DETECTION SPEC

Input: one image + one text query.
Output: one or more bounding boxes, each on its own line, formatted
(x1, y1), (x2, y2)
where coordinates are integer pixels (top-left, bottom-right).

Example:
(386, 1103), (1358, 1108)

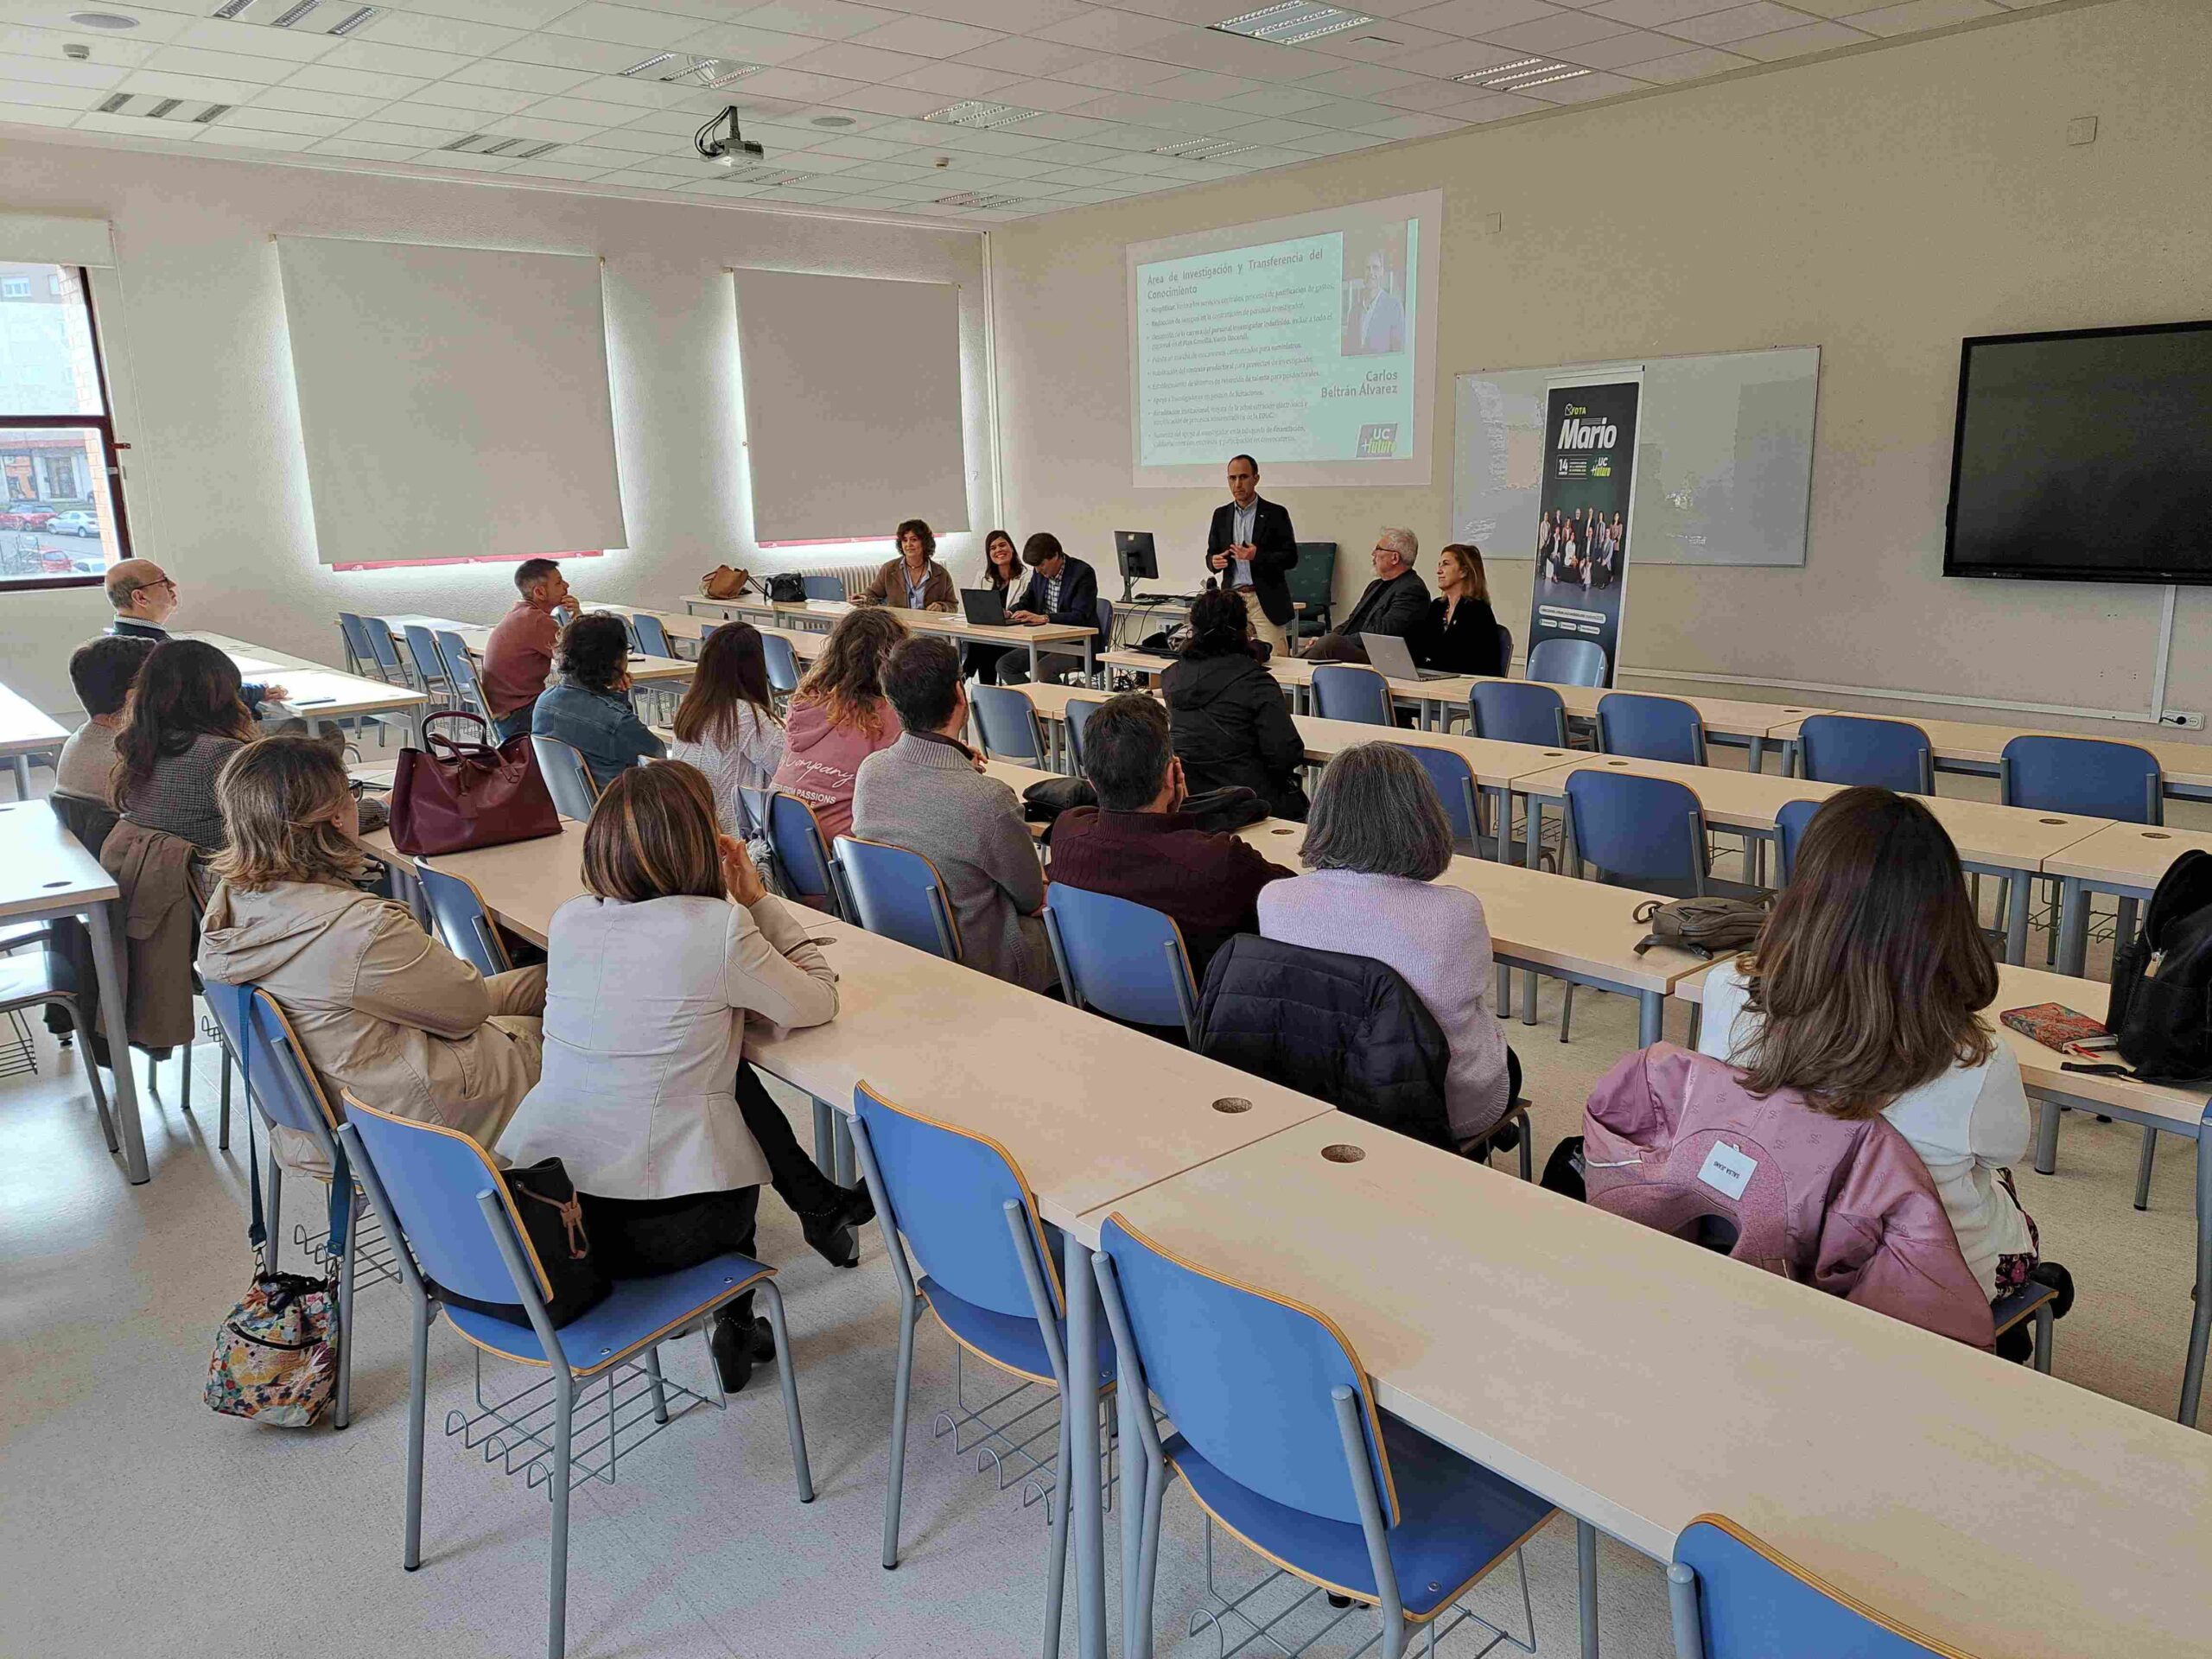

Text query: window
(0, 262), (131, 591)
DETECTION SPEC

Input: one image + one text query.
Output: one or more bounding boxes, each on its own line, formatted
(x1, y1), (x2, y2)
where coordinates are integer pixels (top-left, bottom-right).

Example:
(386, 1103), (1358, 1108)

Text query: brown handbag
(702, 564), (753, 601)
(387, 711), (563, 856)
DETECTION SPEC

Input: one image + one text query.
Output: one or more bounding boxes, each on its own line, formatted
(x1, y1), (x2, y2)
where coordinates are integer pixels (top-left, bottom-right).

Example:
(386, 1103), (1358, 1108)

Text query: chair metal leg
(334, 1189), (358, 1430)
(267, 1156), (283, 1269)
(1519, 1127), (1533, 1183)
(180, 1035), (192, 1114)
(881, 1293), (918, 1567)
(546, 1369), (575, 1659)
(759, 1281), (814, 1502)
(2137, 1128), (2159, 1211)
(64, 999), (118, 1151)
(1560, 982), (1574, 1044)
(834, 1116), (855, 1187)
(404, 1289), (429, 1570)
(217, 1044), (231, 1150)
(1042, 1408), (1072, 1659)
(642, 1344), (671, 1426)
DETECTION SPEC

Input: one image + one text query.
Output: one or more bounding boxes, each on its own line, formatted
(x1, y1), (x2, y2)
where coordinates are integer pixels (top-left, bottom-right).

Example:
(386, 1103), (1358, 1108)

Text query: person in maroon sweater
(1047, 693), (1293, 981)
(482, 557), (573, 741)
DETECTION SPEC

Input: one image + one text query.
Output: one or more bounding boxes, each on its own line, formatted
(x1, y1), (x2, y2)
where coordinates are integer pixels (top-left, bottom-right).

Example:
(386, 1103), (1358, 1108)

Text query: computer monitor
(1114, 531), (1158, 601)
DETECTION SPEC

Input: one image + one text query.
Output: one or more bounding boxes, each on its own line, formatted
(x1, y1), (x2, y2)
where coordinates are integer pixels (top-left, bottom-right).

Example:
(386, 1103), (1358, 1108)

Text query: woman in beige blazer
(194, 736), (546, 1172)
(853, 518), (957, 612)
(499, 760), (860, 1394)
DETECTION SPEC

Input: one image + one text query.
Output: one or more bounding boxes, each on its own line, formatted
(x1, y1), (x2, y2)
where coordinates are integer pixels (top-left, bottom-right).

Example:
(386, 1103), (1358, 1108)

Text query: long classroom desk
(1766, 710), (2212, 803)
(1093, 1110), (2212, 1659)
(1677, 956), (2212, 1428)
(0, 680), (67, 798)
(372, 613), (695, 689)
(186, 630), (429, 741)
(688, 594), (1099, 682)
(1514, 753), (2111, 965)
(2040, 819), (2212, 976)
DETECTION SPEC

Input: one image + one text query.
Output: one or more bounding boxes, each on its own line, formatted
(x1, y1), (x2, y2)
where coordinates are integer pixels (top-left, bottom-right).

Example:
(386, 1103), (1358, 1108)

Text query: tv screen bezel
(1942, 315), (2212, 587)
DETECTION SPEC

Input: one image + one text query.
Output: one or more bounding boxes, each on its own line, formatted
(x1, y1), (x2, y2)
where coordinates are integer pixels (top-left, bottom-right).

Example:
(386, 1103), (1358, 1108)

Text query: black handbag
(766, 574), (807, 603)
(433, 1157), (611, 1329)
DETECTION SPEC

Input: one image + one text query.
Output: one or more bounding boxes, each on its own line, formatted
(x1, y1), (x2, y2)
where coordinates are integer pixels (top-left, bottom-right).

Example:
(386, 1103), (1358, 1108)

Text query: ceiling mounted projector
(694, 106), (764, 169)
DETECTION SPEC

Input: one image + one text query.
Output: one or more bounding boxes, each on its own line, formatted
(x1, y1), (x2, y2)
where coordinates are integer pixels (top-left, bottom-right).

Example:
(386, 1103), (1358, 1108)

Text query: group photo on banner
(1528, 378), (1639, 686)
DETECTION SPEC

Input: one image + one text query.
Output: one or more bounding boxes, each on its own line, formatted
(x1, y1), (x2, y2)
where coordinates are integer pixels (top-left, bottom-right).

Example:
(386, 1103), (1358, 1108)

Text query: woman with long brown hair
(113, 638), (260, 850)
(768, 605), (906, 842)
(666, 620), (785, 845)
(500, 760), (865, 1393)
(1695, 786), (2067, 1333)
(964, 528), (1024, 683)
(1411, 542), (1505, 676)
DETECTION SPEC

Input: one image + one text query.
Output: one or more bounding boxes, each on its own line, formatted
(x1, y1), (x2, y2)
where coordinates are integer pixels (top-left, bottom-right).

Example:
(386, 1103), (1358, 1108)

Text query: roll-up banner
(1528, 375), (1640, 687)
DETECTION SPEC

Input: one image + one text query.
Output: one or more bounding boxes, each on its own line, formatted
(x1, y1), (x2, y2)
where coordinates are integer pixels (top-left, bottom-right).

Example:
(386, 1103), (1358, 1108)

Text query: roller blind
(732, 269), (966, 542)
(276, 237), (626, 567)
(0, 214), (115, 269)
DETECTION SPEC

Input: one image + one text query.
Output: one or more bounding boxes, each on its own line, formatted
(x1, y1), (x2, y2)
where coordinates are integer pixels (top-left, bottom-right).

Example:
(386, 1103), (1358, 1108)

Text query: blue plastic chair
(765, 792), (843, 916)
(201, 981), (364, 1427)
(970, 682), (1048, 764)
(1094, 596), (1115, 664)
(413, 858), (512, 976)
(615, 612), (644, 653)
(1797, 715), (1934, 794)
(401, 624), (451, 697)
(630, 611), (674, 659)
(1496, 623), (1514, 671)
(759, 630), (801, 696)
(338, 1096), (812, 1659)
(833, 836), (961, 962)
(1405, 744), (1484, 855)
(337, 611), (379, 677)
(1774, 798), (1824, 886)
(1091, 1212), (1551, 1659)
(1063, 696), (1104, 776)
(435, 631), (489, 721)
(531, 734), (599, 821)
(1468, 682), (1570, 747)
(1043, 884), (1200, 1045)
(1669, 1514), (1957, 1658)
(1313, 664), (1395, 727)
(1526, 637), (1607, 688)
(849, 1083), (1115, 1654)
(363, 617), (408, 685)
(801, 574), (845, 601)
(1599, 691), (1707, 766)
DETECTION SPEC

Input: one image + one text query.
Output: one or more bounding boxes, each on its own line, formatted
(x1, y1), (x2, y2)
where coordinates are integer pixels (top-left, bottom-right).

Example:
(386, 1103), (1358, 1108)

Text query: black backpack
(2104, 849), (2212, 1084)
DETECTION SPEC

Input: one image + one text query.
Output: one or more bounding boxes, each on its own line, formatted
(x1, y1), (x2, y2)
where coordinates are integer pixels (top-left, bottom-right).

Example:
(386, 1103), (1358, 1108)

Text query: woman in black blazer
(1412, 543), (1506, 676)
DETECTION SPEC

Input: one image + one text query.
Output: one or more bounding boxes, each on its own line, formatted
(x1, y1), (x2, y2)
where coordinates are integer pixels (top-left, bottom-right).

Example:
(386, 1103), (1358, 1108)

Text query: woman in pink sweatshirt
(768, 606), (906, 843)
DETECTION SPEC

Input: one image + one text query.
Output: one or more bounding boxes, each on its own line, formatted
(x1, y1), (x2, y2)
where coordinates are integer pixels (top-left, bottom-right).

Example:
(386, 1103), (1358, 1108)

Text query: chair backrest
(1564, 768), (1708, 887)
(834, 836), (961, 961)
(2000, 734), (2162, 825)
(1527, 636), (1608, 688)
(969, 683), (1046, 763)
(336, 612), (378, 677)
(435, 631), (486, 716)
(1063, 696), (1104, 775)
(1043, 884), (1198, 1039)
(1098, 1212), (1394, 1528)
(200, 979), (337, 1141)
(414, 858), (512, 976)
(631, 611), (673, 658)
(758, 630), (801, 696)
(342, 1091), (553, 1309)
(1674, 1515), (1955, 1658)
(1404, 744), (1480, 850)
(531, 734), (599, 821)
(766, 791), (838, 905)
(615, 613), (644, 653)
(1094, 595), (1114, 645)
(1598, 691), (1707, 766)
(365, 618), (408, 682)
(1285, 542), (1336, 613)
(1496, 623), (1514, 672)
(1469, 680), (1568, 748)
(1797, 715), (1934, 794)
(48, 790), (118, 859)
(801, 574), (846, 602)
(1311, 663), (1395, 727)
(401, 624), (450, 690)
(855, 1083), (1056, 1319)
(1775, 798), (1824, 885)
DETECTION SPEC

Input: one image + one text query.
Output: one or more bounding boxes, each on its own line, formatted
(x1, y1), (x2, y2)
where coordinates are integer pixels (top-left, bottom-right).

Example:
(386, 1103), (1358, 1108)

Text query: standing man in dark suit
(1205, 454), (1298, 657)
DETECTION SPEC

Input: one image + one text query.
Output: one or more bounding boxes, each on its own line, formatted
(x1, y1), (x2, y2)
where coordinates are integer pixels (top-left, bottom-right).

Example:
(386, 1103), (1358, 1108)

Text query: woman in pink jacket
(768, 606), (906, 844)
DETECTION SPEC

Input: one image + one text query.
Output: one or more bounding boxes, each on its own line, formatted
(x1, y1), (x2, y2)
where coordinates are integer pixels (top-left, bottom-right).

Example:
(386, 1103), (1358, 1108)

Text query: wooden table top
(577, 600), (713, 640)
(0, 796), (116, 918)
(2038, 821), (2212, 892)
(1516, 753), (2111, 872)
(691, 594), (1096, 651)
(1291, 715), (1580, 786)
(0, 682), (67, 758)
(186, 632), (428, 721)
(1090, 1113), (2212, 1658)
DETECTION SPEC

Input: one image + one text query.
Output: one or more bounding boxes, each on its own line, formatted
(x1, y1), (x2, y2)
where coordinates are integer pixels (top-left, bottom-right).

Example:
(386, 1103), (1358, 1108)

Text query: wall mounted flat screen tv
(1944, 319), (2212, 585)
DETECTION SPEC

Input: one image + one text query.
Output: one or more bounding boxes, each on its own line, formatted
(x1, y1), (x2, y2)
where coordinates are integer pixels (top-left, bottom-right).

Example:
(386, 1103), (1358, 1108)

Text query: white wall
(0, 137), (988, 713)
(988, 0), (2212, 738)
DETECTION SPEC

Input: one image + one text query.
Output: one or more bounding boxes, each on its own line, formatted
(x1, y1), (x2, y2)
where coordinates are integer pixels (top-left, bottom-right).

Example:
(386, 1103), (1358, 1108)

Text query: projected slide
(1127, 191), (1442, 488)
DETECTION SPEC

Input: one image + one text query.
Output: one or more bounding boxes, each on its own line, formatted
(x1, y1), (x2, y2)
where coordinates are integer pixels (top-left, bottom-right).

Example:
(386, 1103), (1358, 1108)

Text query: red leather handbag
(387, 711), (563, 856)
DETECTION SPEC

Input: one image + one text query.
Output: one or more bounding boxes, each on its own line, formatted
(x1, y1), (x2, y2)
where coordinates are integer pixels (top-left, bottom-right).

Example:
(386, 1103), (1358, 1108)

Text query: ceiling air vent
(208, 0), (378, 35)
(620, 52), (764, 89)
(921, 100), (1037, 130)
(1211, 4), (1373, 45)
(439, 134), (559, 158)
(95, 92), (230, 121)
(933, 192), (1027, 210)
(1453, 57), (1589, 91)
(1153, 138), (1257, 162)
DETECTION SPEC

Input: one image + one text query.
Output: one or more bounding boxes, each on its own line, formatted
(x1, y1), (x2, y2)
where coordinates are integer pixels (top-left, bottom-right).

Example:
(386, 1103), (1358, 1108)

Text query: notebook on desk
(960, 588), (1007, 626)
(1360, 632), (1456, 682)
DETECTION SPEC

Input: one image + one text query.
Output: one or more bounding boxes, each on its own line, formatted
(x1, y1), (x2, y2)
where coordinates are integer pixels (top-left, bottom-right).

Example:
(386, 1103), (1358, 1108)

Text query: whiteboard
(1454, 346), (1818, 566)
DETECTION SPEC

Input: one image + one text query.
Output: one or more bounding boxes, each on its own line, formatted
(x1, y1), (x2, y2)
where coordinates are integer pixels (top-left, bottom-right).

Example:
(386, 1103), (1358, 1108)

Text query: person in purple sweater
(1259, 742), (1516, 1142)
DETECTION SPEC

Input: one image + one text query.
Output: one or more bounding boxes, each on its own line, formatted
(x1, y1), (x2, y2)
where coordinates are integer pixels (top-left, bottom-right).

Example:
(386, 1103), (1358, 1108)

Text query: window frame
(0, 263), (135, 594)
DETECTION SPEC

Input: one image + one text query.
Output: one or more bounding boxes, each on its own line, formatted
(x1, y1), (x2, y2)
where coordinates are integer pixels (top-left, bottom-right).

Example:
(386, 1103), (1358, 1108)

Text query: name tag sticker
(1697, 1141), (1757, 1201)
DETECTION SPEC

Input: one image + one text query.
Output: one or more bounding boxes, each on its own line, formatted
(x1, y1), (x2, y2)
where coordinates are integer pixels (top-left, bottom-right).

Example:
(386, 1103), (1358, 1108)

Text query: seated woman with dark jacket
(1161, 587), (1308, 822)
(531, 611), (664, 789)
(113, 638), (260, 852)
(1410, 543), (1506, 677)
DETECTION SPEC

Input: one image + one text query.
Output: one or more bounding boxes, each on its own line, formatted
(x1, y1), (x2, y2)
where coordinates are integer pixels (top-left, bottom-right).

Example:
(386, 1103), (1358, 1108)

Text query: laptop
(960, 587), (1008, 627)
(1360, 632), (1457, 682)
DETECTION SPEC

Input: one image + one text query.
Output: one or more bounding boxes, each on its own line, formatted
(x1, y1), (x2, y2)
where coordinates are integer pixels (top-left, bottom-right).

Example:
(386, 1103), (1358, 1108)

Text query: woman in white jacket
(501, 760), (862, 1393)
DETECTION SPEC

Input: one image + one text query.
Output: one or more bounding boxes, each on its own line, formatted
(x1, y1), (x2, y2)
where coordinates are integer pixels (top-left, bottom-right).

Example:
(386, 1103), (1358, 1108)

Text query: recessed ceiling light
(268, 0), (318, 27)
(619, 52), (762, 88)
(68, 10), (139, 27)
(1212, 3), (1373, 46)
(1454, 57), (1588, 90)
(921, 100), (1037, 130)
(1152, 138), (1258, 162)
(810, 115), (855, 128)
(1513, 68), (1591, 89)
(934, 191), (1026, 209)
(92, 90), (226, 120)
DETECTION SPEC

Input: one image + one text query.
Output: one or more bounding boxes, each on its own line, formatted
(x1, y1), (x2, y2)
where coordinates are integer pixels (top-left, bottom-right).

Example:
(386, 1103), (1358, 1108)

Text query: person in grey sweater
(851, 635), (1055, 994)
